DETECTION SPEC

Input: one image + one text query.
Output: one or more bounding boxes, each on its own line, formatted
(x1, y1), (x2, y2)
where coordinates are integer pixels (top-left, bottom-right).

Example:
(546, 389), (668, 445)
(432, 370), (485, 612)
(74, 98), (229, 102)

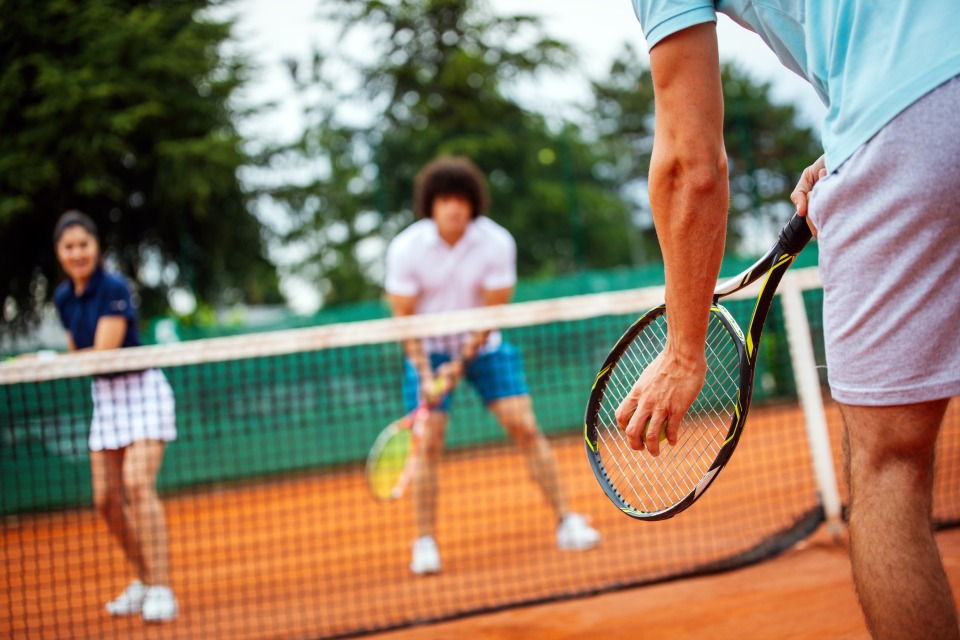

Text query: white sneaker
(557, 513), (601, 550)
(141, 585), (179, 622)
(410, 536), (442, 575)
(105, 580), (147, 616)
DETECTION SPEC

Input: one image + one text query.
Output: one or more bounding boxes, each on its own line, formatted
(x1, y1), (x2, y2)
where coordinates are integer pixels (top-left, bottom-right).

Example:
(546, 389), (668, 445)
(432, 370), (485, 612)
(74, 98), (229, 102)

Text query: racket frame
(366, 403), (430, 501)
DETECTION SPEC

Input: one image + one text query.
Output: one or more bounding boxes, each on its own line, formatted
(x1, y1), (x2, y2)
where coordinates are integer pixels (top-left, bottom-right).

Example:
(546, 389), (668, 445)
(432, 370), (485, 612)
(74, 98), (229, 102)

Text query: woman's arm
(92, 316), (127, 351)
(65, 316), (126, 354)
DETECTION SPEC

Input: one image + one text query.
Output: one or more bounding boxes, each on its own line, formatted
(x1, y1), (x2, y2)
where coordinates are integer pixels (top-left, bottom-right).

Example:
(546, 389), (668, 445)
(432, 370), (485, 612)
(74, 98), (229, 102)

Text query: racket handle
(778, 214), (813, 256)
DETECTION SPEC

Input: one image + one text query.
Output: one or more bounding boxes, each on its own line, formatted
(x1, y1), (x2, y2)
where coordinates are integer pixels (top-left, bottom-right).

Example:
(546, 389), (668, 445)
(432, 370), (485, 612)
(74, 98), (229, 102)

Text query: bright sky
(225, 0), (826, 143)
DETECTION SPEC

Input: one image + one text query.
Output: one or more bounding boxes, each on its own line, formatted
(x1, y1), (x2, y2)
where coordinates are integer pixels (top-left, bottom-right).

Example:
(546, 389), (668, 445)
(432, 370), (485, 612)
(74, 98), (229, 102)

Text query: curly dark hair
(413, 156), (490, 219)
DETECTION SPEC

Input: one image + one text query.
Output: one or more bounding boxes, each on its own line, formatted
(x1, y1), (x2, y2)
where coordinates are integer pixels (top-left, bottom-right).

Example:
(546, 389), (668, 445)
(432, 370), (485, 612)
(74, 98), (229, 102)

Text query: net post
(780, 279), (844, 536)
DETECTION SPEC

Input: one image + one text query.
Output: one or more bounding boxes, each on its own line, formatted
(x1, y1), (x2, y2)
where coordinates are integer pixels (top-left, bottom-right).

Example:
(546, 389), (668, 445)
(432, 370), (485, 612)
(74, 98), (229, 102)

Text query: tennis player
(385, 156), (601, 575)
(616, 4), (960, 639)
(52, 210), (179, 622)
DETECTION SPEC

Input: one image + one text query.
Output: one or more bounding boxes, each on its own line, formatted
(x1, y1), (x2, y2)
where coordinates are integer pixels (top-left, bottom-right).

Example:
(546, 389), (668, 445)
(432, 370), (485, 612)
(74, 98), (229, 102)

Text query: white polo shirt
(384, 216), (517, 356)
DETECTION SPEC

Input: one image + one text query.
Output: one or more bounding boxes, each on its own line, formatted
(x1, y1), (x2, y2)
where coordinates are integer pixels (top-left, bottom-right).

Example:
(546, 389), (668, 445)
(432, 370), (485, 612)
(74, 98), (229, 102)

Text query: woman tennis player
(52, 210), (178, 622)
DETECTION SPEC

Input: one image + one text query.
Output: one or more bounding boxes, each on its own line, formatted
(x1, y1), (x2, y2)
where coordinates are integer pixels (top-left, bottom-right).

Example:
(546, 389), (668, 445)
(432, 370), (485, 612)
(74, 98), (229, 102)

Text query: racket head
(366, 378), (447, 502)
(365, 416), (415, 501)
(584, 303), (752, 520)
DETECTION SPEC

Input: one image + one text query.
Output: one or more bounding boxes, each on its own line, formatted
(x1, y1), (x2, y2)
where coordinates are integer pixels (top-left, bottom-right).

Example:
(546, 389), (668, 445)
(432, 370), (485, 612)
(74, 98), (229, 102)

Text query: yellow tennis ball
(641, 419), (668, 443)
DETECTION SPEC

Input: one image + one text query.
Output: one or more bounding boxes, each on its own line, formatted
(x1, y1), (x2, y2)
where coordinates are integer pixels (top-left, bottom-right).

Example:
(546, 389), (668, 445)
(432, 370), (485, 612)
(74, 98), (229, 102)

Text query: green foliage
(271, 4), (821, 308)
(267, 0), (638, 305)
(0, 0), (280, 334)
(590, 46), (822, 253)
(720, 63), (823, 245)
(1, 0), (825, 333)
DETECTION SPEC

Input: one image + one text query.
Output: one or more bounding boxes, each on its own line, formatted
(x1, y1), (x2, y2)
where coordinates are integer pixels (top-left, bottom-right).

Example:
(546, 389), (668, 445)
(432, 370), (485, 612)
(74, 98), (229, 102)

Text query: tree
(587, 43), (660, 263)
(266, 0), (637, 306)
(720, 63), (823, 248)
(0, 0), (281, 335)
(589, 45), (822, 254)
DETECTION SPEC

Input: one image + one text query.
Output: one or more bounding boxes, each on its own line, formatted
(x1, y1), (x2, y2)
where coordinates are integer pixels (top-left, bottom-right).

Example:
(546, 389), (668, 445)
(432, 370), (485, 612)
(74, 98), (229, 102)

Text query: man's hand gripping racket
(366, 377), (448, 501)
(584, 214), (812, 520)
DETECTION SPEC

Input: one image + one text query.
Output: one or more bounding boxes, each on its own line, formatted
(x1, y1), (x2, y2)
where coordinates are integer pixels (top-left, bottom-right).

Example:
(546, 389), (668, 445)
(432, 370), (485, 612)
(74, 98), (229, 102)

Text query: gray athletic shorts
(807, 74), (960, 406)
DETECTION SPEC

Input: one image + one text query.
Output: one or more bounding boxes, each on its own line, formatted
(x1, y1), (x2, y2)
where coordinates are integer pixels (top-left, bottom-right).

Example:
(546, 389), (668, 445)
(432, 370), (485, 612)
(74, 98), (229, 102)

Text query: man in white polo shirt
(385, 156), (601, 575)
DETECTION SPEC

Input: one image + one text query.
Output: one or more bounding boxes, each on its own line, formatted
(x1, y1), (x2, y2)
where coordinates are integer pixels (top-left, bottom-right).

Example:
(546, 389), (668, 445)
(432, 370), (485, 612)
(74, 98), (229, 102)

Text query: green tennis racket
(366, 379), (445, 501)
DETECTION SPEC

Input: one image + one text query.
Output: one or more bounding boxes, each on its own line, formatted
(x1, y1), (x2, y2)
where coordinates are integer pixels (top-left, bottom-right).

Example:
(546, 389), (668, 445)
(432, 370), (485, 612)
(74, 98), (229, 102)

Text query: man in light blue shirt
(618, 2), (960, 638)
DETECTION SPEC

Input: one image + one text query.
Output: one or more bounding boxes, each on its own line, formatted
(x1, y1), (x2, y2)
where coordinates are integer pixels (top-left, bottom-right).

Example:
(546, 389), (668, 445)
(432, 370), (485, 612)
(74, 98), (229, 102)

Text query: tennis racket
(366, 379), (445, 501)
(584, 213), (812, 520)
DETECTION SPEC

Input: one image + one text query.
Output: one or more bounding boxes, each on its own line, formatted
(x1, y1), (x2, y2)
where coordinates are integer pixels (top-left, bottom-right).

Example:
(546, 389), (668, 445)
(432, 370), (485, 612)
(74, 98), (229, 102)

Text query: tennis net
(2, 269), (958, 639)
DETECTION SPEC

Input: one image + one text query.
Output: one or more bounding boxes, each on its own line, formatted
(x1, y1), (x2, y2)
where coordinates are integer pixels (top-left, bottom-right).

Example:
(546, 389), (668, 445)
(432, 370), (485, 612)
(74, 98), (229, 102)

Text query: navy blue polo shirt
(54, 267), (141, 350)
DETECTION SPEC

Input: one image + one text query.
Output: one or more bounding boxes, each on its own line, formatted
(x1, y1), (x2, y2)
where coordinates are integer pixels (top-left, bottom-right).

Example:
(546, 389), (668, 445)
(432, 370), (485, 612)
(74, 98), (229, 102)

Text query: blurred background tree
(0, 0), (823, 335)
(590, 45), (821, 257)
(719, 62), (823, 250)
(264, 0), (643, 307)
(267, 0), (820, 308)
(0, 0), (280, 335)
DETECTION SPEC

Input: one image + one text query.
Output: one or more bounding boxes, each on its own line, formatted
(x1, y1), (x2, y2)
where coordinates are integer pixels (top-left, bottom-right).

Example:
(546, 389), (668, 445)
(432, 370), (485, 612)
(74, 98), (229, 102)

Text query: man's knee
(93, 489), (120, 519)
(504, 416), (542, 448)
(420, 416), (448, 459)
(842, 400), (948, 493)
(843, 401), (946, 455)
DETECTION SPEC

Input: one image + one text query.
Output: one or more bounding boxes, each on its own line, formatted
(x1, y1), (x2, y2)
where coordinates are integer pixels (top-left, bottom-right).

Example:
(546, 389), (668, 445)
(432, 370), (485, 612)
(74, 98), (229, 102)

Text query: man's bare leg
(489, 395), (569, 518)
(842, 399), (958, 640)
(412, 413), (449, 539)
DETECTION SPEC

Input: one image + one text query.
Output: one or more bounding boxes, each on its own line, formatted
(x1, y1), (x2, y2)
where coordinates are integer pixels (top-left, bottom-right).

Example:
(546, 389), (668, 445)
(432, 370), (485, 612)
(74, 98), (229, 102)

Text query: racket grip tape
(778, 214), (813, 255)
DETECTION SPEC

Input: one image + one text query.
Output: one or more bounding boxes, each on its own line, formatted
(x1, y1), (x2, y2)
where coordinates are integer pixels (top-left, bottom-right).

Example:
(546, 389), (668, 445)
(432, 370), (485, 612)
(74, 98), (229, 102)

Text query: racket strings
(601, 319), (683, 508)
(595, 311), (742, 514)
(367, 422), (413, 500)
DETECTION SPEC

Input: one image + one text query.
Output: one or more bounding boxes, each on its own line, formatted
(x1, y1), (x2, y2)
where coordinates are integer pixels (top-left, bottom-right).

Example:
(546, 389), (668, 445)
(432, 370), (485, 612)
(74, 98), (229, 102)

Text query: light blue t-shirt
(631, 1), (960, 170)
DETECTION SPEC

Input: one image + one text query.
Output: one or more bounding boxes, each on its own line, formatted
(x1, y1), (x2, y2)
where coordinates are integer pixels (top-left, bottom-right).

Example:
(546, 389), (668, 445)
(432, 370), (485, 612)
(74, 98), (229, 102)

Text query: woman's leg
(121, 439), (170, 586)
(90, 448), (145, 579)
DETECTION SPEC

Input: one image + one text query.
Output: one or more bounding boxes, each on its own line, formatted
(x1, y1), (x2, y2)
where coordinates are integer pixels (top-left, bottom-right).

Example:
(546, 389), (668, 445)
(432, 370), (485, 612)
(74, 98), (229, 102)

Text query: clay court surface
(4, 401), (958, 639)
(373, 527), (960, 640)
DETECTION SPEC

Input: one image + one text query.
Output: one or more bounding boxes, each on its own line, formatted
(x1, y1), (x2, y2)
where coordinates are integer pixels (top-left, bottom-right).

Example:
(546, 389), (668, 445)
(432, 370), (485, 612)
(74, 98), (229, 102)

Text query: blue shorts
(403, 341), (530, 413)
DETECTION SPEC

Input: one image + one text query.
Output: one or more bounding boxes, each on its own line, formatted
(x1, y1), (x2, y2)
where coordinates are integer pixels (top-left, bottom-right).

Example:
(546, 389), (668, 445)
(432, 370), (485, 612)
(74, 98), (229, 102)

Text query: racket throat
(694, 466), (722, 499)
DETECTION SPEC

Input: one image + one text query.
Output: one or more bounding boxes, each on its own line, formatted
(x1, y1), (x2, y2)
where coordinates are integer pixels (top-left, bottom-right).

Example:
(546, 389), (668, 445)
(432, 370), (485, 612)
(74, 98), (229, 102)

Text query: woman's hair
(53, 210), (99, 245)
(413, 156), (489, 219)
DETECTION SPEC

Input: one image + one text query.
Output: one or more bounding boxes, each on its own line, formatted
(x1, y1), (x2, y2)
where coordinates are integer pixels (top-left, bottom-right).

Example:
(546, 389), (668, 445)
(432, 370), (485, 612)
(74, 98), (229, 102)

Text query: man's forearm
(403, 338), (432, 379)
(649, 155), (728, 358)
(458, 330), (489, 363)
(647, 23), (729, 360)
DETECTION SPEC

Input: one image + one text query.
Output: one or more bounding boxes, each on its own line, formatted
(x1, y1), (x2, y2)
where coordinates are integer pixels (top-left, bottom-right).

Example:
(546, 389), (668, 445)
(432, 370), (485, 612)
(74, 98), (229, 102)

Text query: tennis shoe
(141, 585), (178, 622)
(557, 513), (601, 550)
(410, 536), (442, 575)
(105, 580), (147, 616)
